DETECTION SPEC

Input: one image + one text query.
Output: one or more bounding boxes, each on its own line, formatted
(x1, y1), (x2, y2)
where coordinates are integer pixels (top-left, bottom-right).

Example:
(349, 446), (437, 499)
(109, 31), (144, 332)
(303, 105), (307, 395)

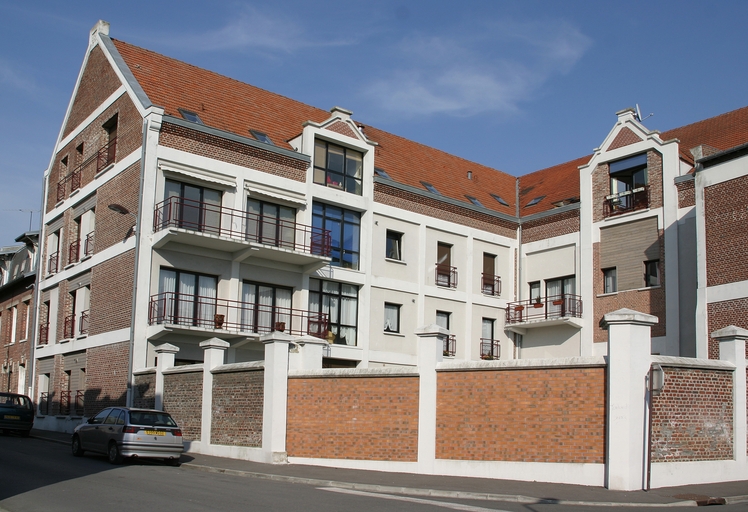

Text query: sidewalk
(32, 429), (748, 507)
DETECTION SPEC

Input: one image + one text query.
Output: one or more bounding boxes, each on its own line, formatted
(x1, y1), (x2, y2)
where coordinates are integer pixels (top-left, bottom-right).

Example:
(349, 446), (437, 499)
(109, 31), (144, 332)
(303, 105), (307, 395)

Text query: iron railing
(84, 232), (95, 256)
(63, 313), (75, 339)
(481, 273), (501, 296)
(79, 310), (89, 335)
(154, 196), (332, 257)
(56, 138), (117, 202)
(505, 293), (583, 324)
(149, 291), (329, 339)
(69, 239), (80, 264)
(443, 334), (456, 357)
(435, 264), (458, 288)
(39, 392), (50, 415)
(74, 390), (85, 416)
(603, 185), (649, 217)
(48, 252), (59, 274)
(480, 338), (501, 360)
(60, 390), (71, 416)
(38, 323), (49, 345)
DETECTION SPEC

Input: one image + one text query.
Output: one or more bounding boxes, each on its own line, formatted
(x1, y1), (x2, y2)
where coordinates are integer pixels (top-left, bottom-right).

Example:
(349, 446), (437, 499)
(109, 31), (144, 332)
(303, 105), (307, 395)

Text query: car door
(78, 408), (111, 451)
(95, 409), (121, 452)
(102, 409), (126, 448)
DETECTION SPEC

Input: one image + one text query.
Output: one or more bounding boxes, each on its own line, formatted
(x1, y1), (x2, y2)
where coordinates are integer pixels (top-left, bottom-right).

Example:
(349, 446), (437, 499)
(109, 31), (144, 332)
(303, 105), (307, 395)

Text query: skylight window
(250, 129), (274, 145)
(490, 194), (509, 207)
(525, 195), (546, 207)
(421, 182), (441, 195)
(374, 167), (392, 179)
(178, 108), (204, 125)
(466, 195), (483, 207)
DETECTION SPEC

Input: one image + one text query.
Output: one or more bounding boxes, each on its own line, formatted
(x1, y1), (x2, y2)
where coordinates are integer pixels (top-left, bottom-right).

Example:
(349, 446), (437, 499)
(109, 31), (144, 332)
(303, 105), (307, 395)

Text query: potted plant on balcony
(533, 297), (543, 308)
(274, 321), (286, 332)
(480, 353), (494, 360)
(214, 314), (225, 329)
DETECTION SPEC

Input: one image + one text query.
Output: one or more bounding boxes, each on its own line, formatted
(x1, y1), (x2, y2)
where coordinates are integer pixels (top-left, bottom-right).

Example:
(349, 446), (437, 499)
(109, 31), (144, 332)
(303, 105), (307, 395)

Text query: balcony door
(246, 199), (295, 249)
(240, 282), (292, 334)
(546, 276), (575, 317)
(159, 269), (217, 327)
(165, 180), (221, 234)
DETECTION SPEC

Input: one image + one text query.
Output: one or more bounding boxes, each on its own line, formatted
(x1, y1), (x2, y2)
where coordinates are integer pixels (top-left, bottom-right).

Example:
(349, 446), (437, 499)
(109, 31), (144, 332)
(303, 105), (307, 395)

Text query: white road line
(319, 487), (513, 512)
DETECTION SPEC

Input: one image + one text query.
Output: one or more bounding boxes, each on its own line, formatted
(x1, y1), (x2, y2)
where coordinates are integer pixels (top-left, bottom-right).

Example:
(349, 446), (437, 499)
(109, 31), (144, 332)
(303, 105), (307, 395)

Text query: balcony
(443, 334), (456, 357)
(603, 186), (649, 218)
(505, 294), (583, 329)
(38, 323), (49, 345)
(56, 138), (117, 202)
(481, 273), (501, 296)
(84, 232), (94, 257)
(435, 264), (458, 288)
(63, 310), (88, 339)
(148, 291), (328, 340)
(69, 239), (80, 264)
(79, 310), (89, 335)
(48, 252), (59, 274)
(153, 197), (332, 270)
(480, 338), (500, 360)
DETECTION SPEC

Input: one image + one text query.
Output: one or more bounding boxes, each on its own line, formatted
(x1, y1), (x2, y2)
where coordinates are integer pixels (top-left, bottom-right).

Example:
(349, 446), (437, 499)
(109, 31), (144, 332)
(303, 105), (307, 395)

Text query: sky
(1, 0), (747, 245)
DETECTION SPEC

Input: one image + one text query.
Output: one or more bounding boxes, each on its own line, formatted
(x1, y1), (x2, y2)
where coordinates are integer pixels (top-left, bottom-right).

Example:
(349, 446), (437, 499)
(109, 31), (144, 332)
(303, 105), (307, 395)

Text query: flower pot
(533, 303), (544, 308)
(274, 321), (286, 332)
(552, 300), (564, 306)
(213, 314), (225, 329)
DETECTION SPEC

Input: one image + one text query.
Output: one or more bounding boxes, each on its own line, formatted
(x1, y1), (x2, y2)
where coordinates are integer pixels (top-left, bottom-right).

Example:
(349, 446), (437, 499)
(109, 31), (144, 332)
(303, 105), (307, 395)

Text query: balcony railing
(148, 291), (329, 339)
(48, 252), (59, 274)
(79, 310), (89, 335)
(60, 390), (71, 416)
(63, 313), (75, 339)
(84, 232), (95, 257)
(39, 392), (50, 415)
(56, 138), (117, 202)
(74, 390), (85, 416)
(505, 294), (583, 324)
(443, 334), (456, 357)
(481, 273), (501, 296)
(435, 264), (458, 288)
(603, 186), (649, 217)
(154, 196), (332, 256)
(480, 338), (500, 360)
(69, 239), (80, 264)
(38, 323), (49, 345)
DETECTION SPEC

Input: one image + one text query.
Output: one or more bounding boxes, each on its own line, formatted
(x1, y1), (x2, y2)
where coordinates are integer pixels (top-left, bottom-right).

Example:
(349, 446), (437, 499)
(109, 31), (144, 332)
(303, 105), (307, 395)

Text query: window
(102, 114), (118, 169)
(645, 260), (660, 287)
(246, 198), (295, 248)
(436, 242), (455, 287)
(47, 230), (60, 274)
(178, 108), (204, 124)
(309, 279), (358, 345)
(384, 303), (400, 333)
(436, 311), (454, 356)
(158, 268), (218, 327)
(490, 194), (509, 207)
(421, 182), (440, 195)
(374, 167), (391, 179)
(164, 179), (222, 235)
(525, 196), (545, 207)
(10, 306), (17, 344)
(436, 311), (450, 331)
(546, 276), (576, 316)
(466, 195), (483, 207)
(312, 202), (361, 269)
(603, 268), (617, 293)
(314, 139), (363, 195)
(481, 318), (499, 360)
(608, 153), (648, 214)
(529, 281), (541, 303)
(81, 209), (95, 257)
(65, 285), (90, 338)
(482, 253), (499, 295)
(241, 282), (292, 334)
(386, 230), (402, 260)
(250, 129), (273, 145)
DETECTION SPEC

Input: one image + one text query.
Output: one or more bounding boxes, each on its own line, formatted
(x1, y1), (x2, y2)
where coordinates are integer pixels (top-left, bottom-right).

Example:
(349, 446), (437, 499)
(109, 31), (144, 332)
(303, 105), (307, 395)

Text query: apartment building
(30, 21), (748, 431)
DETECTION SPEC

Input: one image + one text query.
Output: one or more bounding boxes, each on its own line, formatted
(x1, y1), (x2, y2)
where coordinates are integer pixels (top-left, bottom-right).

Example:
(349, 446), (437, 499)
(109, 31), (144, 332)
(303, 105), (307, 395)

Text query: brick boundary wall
(211, 369), (264, 447)
(435, 367), (606, 463)
(286, 375), (419, 461)
(521, 209), (580, 244)
(85, 341), (129, 416)
(704, 175), (748, 288)
(707, 299), (748, 359)
(132, 372), (156, 409)
(650, 367), (733, 462)
(676, 179), (695, 209)
(163, 369), (203, 441)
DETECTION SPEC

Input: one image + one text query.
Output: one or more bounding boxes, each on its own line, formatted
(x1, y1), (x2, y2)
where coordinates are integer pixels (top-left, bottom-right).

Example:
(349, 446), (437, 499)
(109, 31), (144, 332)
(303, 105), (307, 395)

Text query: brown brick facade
(93, 163), (140, 253)
(707, 299), (748, 359)
(704, 175), (748, 288)
(435, 367), (606, 463)
(89, 249), (135, 336)
(0, 288), (33, 394)
(608, 126), (642, 151)
(650, 367), (733, 462)
(211, 369), (264, 447)
(286, 375), (419, 461)
(84, 341), (129, 415)
(132, 372), (156, 409)
(521, 209), (580, 243)
(676, 179), (695, 208)
(325, 121), (358, 139)
(164, 370), (203, 441)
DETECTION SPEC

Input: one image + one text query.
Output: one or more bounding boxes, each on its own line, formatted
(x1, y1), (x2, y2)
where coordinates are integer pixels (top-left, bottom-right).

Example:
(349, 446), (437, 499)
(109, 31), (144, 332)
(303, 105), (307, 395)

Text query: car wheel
(71, 435), (84, 456)
(107, 442), (123, 465)
(166, 457), (180, 467)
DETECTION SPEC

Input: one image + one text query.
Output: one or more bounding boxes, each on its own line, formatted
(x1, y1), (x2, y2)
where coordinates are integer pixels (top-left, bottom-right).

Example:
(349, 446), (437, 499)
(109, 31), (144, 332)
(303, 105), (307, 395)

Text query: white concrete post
(262, 331), (294, 463)
(415, 324), (447, 474)
(600, 308), (658, 491)
(154, 343), (179, 411)
(199, 338), (229, 447)
(287, 335), (326, 371)
(713, 326), (748, 467)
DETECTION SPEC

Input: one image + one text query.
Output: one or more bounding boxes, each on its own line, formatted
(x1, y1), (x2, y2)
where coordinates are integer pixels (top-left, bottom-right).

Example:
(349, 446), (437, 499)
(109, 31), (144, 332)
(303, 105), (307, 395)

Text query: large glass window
(246, 198), (295, 248)
(164, 180), (222, 234)
(312, 202), (361, 269)
(384, 303), (400, 333)
(313, 140), (363, 195)
(309, 278), (358, 346)
(158, 268), (217, 327)
(240, 282), (292, 334)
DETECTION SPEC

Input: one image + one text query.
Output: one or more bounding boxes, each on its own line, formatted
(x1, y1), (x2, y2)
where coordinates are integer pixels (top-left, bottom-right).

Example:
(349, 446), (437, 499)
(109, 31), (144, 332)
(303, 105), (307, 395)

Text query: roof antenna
(635, 104), (654, 122)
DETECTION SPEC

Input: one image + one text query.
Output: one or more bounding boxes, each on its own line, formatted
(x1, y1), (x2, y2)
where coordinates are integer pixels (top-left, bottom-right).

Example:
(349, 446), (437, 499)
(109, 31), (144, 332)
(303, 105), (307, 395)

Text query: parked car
(0, 392), (34, 437)
(72, 407), (183, 465)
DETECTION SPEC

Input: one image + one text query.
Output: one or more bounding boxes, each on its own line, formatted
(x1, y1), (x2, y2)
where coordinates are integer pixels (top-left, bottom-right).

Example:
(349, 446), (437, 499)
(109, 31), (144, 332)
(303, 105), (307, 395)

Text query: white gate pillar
(713, 326), (748, 468)
(154, 343), (179, 411)
(262, 331), (295, 464)
(415, 324), (447, 474)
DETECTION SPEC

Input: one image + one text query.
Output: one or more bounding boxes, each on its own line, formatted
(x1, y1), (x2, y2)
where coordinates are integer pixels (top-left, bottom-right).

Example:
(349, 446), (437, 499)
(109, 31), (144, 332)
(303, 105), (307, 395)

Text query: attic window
(250, 130), (273, 145)
(552, 197), (580, 208)
(525, 196), (545, 207)
(466, 195), (483, 207)
(374, 168), (392, 179)
(178, 109), (203, 125)
(421, 182), (441, 195)
(490, 194), (509, 207)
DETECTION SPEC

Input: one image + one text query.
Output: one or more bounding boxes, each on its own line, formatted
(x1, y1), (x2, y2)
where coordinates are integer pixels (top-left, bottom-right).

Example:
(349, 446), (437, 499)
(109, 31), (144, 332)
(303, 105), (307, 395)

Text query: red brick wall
(436, 367), (606, 463)
(94, 163), (140, 252)
(608, 127), (642, 151)
(133, 372), (156, 409)
(159, 122), (308, 181)
(326, 121), (358, 139)
(704, 175), (748, 287)
(211, 369), (264, 447)
(676, 179), (695, 209)
(707, 299), (748, 359)
(286, 376), (419, 461)
(521, 209), (580, 243)
(164, 370), (203, 441)
(84, 341), (129, 416)
(0, 294), (33, 394)
(89, 249), (134, 336)
(650, 367), (733, 461)
(374, 183), (518, 239)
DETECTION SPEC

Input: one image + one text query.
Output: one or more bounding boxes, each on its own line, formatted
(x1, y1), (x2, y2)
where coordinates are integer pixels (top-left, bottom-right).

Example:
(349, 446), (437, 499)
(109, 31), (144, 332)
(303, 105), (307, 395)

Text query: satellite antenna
(635, 103), (654, 122)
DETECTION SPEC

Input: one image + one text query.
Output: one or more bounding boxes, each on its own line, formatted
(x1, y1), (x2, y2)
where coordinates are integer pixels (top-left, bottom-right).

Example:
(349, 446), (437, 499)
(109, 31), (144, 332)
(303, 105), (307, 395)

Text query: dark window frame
(385, 230), (403, 261)
(384, 303), (401, 333)
(603, 267), (617, 293)
(644, 260), (660, 287)
(309, 278), (359, 346)
(313, 139), (363, 195)
(312, 202), (361, 270)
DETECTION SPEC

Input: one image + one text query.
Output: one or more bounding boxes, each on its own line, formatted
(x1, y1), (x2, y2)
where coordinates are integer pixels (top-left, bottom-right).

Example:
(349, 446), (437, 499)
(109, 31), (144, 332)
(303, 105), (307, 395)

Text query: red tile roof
(518, 155), (590, 217)
(661, 105), (748, 157)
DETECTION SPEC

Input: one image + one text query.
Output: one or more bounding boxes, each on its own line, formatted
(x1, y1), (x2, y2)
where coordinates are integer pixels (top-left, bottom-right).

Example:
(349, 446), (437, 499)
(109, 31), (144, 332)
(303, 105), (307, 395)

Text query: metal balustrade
(480, 338), (501, 360)
(48, 252), (59, 274)
(56, 138), (117, 202)
(443, 334), (456, 357)
(505, 294), (583, 324)
(435, 264), (458, 288)
(38, 323), (49, 345)
(603, 185), (649, 217)
(481, 273), (501, 296)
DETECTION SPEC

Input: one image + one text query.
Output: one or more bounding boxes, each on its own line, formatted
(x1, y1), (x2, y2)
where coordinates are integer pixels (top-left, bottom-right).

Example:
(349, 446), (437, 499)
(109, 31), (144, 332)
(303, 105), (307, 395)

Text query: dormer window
(250, 129), (273, 145)
(178, 109), (204, 125)
(313, 139), (363, 195)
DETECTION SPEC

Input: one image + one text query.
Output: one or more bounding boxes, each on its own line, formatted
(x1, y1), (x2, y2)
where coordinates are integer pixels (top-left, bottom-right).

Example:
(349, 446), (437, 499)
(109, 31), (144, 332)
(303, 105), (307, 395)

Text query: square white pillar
(415, 324), (447, 474)
(154, 343), (179, 411)
(262, 331), (294, 463)
(713, 326), (748, 467)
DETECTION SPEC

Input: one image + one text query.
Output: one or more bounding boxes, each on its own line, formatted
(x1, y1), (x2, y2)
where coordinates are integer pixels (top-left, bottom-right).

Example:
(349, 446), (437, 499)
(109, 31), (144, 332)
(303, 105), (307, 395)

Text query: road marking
(320, 487), (513, 512)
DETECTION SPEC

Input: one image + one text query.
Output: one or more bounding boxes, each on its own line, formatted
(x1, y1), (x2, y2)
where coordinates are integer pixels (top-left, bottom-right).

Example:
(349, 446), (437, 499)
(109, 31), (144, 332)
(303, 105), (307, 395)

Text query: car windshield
(128, 411), (177, 427)
(0, 394), (31, 409)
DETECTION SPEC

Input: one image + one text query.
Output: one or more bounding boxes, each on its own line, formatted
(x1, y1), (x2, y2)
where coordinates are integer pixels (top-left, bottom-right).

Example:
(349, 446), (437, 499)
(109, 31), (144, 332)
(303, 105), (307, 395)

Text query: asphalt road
(1, 433), (745, 512)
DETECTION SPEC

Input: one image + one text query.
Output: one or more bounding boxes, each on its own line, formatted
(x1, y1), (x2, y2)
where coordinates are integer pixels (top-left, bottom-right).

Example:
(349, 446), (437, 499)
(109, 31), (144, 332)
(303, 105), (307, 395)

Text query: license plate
(4, 415), (20, 420)
(145, 430), (165, 436)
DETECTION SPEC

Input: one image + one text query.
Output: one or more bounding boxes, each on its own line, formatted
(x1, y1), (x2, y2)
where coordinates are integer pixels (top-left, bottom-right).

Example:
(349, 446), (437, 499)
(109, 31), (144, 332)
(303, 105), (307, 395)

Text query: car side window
(103, 409), (119, 425)
(90, 408), (111, 425)
(115, 410), (125, 425)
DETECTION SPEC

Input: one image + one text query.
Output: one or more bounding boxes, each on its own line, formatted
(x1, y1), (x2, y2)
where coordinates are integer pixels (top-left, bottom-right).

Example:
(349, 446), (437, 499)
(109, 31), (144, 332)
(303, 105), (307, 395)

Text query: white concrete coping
(414, 324), (449, 337)
(711, 325), (748, 340)
(163, 363), (204, 374)
(289, 367), (419, 379)
(599, 308), (659, 329)
(260, 331), (297, 343)
(154, 342), (180, 354)
(133, 367), (156, 375)
(438, 356), (606, 372)
(199, 337), (231, 349)
(652, 355), (736, 371)
(212, 361), (265, 374)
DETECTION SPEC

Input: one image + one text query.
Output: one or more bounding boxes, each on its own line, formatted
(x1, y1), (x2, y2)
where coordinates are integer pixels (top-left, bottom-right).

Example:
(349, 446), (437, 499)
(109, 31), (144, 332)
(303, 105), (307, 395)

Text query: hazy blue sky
(1, 0), (747, 245)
